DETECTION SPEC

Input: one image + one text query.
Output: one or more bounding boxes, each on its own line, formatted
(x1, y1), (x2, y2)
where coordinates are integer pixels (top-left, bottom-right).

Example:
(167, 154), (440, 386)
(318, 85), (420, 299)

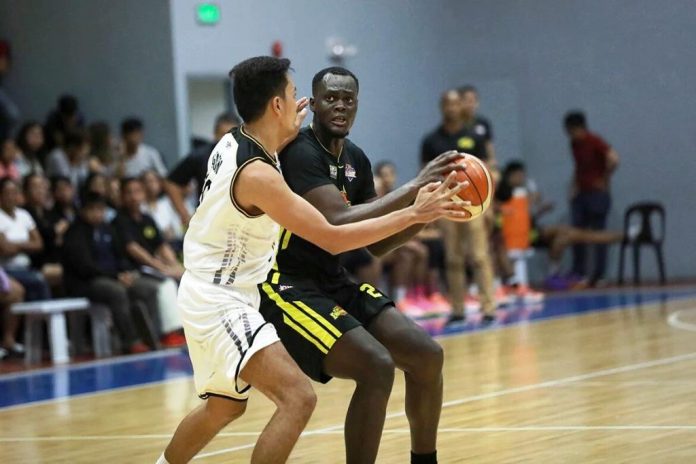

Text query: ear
(309, 97), (316, 113)
(271, 96), (283, 116)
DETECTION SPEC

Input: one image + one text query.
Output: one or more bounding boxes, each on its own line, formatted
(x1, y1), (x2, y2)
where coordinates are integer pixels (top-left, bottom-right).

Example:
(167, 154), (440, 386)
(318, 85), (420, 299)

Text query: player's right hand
(414, 150), (466, 187)
(279, 97), (309, 152)
(412, 172), (470, 223)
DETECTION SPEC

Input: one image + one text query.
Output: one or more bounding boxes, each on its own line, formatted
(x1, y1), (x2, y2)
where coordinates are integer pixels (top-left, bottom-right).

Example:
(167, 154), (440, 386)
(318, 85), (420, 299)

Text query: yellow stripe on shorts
(261, 283), (336, 352)
(293, 300), (342, 338)
(282, 315), (328, 354)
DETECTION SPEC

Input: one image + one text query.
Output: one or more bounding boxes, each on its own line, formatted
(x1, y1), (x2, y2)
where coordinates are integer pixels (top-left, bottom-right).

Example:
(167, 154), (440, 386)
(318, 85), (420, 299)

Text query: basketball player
(156, 57), (466, 464)
(259, 67), (465, 464)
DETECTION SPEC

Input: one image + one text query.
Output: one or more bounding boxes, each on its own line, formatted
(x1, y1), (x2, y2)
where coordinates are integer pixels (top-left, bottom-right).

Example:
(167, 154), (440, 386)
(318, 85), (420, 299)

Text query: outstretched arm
(233, 161), (465, 255)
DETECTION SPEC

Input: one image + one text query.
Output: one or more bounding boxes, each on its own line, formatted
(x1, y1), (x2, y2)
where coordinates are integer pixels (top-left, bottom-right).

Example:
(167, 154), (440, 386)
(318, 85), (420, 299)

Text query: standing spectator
(422, 90), (497, 326)
(0, 137), (20, 181)
(0, 268), (25, 359)
(45, 130), (90, 188)
(118, 118), (167, 178)
(564, 111), (620, 286)
(112, 177), (184, 347)
(0, 40), (20, 141)
(15, 122), (46, 176)
(44, 95), (84, 152)
(0, 177), (50, 301)
(458, 85), (498, 168)
(88, 122), (118, 176)
(141, 170), (183, 242)
(62, 193), (153, 354)
(164, 112), (240, 225)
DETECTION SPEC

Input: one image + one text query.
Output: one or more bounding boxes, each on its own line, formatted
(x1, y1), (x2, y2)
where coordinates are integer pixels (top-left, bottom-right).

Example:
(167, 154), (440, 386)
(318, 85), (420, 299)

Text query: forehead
(442, 91), (460, 104)
(319, 73), (357, 93)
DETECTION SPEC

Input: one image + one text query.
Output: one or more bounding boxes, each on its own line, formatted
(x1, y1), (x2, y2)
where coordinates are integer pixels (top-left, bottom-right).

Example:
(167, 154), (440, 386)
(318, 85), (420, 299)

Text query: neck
(311, 120), (344, 157)
(461, 113), (475, 125)
(2, 206), (14, 216)
(244, 120), (281, 157)
(125, 144), (137, 156)
(442, 119), (463, 134)
(128, 208), (141, 218)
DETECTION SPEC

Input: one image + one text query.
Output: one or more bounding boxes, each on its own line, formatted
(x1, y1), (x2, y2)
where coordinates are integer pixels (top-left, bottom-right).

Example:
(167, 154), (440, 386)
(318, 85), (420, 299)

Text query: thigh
(466, 218), (490, 258)
(259, 275), (362, 383)
(85, 277), (127, 302)
(587, 192), (611, 228)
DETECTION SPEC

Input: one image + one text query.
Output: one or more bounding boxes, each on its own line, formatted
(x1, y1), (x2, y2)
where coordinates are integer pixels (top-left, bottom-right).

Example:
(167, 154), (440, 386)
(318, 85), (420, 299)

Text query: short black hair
(215, 112), (242, 128)
(230, 56), (292, 123)
(374, 160), (395, 176)
(496, 160), (527, 203)
(458, 85), (478, 96)
(121, 117), (144, 135)
(564, 110), (587, 129)
(120, 176), (142, 192)
(58, 95), (79, 116)
(50, 175), (72, 192)
(15, 121), (43, 154)
(81, 191), (107, 208)
(63, 130), (88, 149)
(312, 66), (359, 95)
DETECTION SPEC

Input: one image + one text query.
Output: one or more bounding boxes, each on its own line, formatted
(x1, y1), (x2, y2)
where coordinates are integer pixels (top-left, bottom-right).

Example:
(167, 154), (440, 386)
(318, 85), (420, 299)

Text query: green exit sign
(196, 3), (221, 25)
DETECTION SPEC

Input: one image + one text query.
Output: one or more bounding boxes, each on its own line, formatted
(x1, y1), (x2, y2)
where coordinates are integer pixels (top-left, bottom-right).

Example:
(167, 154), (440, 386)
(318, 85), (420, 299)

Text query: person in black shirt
(164, 112), (240, 226)
(458, 85), (497, 167)
(260, 67), (463, 464)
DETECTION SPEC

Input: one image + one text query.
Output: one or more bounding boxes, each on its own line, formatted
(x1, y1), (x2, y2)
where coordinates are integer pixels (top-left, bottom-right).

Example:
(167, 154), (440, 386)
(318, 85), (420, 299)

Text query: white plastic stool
(507, 248), (535, 287)
(12, 298), (93, 364)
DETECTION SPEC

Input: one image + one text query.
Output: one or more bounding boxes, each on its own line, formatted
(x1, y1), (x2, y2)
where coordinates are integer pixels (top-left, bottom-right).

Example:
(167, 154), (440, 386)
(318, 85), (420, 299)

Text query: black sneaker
(445, 314), (466, 327)
(480, 314), (496, 327)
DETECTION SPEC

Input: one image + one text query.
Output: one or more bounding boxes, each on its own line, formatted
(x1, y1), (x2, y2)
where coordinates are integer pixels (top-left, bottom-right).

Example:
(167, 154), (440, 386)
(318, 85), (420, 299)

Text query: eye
(326, 95), (335, 103)
(346, 97), (354, 105)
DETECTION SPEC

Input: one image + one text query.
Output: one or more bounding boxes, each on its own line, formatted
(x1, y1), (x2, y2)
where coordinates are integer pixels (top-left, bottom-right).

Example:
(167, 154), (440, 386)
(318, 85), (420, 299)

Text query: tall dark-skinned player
(259, 67), (467, 464)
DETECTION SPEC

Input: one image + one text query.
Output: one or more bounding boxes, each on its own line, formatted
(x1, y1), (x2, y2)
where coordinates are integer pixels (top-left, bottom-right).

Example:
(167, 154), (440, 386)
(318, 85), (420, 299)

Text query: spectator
(422, 90), (497, 326)
(107, 176), (122, 212)
(44, 95), (84, 151)
(88, 122), (118, 175)
(0, 40), (20, 141)
(83, 172), (117, 221)
(62, 193), (153, 353)
(373, 160), (396, 198)
(112, 177), (184, 347)
(141, 170), (183, 242)
(165, 112), (240, 225)
(0, 268), (25, 360)
(118, 118), (167, 178)
(0, 137), (20, 181)
(458, 85), (498, 168)
(23, 173), (64, 288)
(564, 111), (620, 286)
(45, 130), (90, 188)
(49, 176), (77, 225)
(0, 177), (50, 301)
(15, 122), (46, 176)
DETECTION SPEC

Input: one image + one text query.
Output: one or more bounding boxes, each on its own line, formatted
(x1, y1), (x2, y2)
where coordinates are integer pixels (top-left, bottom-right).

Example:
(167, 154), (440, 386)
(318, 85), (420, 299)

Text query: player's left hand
(414, 150), (466, 188)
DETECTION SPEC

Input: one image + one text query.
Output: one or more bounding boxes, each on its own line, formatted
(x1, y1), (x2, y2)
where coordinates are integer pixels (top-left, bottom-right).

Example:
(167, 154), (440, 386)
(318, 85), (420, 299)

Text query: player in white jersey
(157, 57), (468, 464)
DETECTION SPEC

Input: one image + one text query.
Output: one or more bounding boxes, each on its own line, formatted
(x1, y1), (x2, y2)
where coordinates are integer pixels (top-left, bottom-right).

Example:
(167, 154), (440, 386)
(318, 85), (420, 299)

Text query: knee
(412, 340), (444, 380)
(278, 377), (317, 420)
(206, 398), (247, 427)
(357, 345), (395, 391)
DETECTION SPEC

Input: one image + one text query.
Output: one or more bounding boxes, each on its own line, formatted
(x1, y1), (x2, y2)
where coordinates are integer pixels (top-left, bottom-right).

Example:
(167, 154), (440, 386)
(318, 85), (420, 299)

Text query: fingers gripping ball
(448, 154), (493, 222)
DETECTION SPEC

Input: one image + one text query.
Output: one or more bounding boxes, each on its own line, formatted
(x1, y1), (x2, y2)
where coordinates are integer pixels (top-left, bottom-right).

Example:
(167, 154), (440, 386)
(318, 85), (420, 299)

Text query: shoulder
(344, 139), (371, 169)
(142, 143), (161, 156)
(230, 127), (277, 169)
(16, 208), (34, 224)
(281, 127), (322, 160)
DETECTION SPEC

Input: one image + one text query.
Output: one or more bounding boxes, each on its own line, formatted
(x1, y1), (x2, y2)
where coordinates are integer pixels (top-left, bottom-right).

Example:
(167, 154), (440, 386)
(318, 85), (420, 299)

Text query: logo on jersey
(345, 163), (357, 182)
(143, 226), (157, 239)
(475, 124), (487, 136)
(279, 285), (293, 292)
(211, 152), (223, 174)
(331, 306), (348, 320)
(329, 164), (338, 179)
(457, 137), (475, 150)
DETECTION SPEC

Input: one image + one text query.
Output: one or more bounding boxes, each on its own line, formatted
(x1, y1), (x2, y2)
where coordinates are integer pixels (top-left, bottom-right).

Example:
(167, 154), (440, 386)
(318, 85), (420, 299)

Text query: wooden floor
(3, 292), (696, 463)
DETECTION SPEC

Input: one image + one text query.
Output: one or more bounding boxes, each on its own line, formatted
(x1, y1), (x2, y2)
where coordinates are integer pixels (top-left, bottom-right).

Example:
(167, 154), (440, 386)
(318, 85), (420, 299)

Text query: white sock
(156, 453), (170, 464)
(394, 286), (407, 301)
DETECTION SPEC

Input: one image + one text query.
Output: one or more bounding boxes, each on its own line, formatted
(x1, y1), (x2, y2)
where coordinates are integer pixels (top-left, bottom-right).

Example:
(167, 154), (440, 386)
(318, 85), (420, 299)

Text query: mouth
(330, 116), (348, 128)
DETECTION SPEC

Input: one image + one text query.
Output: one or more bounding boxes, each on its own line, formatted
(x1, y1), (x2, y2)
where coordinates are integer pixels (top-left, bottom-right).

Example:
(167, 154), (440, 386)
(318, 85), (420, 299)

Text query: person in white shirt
(118, 118), (167, 178)
(141, 170), (184, 241)
(0, 177), (50, 301)
(45, 130), (90, 188)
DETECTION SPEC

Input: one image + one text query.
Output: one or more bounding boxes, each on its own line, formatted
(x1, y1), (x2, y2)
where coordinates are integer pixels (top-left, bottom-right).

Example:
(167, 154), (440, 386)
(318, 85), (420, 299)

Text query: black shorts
(258, 270), (393, 383)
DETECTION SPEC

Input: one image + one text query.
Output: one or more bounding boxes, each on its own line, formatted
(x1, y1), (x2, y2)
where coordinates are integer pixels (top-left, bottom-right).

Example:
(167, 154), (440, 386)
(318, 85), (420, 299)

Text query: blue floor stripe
(1, 287), (695, 409)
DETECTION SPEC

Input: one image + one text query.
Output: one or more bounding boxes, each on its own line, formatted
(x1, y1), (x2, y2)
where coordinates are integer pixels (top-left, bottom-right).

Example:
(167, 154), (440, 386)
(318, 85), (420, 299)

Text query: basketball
(448, 154), (493, 222)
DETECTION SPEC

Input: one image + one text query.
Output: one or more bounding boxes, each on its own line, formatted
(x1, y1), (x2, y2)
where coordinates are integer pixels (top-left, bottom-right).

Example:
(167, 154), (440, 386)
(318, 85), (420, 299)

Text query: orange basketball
(448, 154), (494, 222)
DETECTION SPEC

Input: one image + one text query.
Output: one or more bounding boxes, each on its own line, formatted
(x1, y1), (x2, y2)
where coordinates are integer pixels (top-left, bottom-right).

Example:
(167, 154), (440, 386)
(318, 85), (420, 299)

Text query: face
(460, 90), (479, 118)
(26, 176), (49, 206)
(54, 181), (75, 205)
(273, 74), (299, 140)
(311, 74), (358, 138)
(0, 181), (19, 211)
(124, 130), (144, 148)
(82, 203), (106, 226)
(440, 91), (463, 123)
(67, 142), (90, 161)
(508, 169), (526, 188)
(565, 126), (586, 141)
(1, 139), (18, 163)
(142, 171), (161, 198)
(88, 175), (107, 196)
(25, 125), (45, 152)
(377, 165), (397, 191)
(122, 180), (145, 211)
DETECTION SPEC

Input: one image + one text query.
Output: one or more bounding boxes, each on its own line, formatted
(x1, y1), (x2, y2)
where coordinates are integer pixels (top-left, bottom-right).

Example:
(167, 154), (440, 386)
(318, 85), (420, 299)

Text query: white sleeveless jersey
(183, 126), (280, 287)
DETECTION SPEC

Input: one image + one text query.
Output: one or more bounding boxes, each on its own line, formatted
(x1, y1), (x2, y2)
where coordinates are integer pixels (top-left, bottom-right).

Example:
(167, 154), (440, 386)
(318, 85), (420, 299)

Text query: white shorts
(178, 271), (280, 401)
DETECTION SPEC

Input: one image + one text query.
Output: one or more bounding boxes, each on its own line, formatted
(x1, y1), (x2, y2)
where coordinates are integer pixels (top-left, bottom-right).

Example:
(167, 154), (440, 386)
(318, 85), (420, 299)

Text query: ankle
(411, 450), (437, 464)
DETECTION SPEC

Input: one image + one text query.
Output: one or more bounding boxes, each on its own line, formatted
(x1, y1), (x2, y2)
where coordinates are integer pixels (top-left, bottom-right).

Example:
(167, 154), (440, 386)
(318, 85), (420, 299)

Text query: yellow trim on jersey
(271, 272), (280, 285)
(281, 229), (293, 250)
(261, 283), (336, 351)
(293, 300), (342, 338)
(282, 315), (328, 354)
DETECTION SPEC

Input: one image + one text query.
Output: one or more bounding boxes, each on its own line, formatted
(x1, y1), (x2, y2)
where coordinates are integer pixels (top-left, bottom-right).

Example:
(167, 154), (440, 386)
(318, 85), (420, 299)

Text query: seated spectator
(49, 175), (77, 225)
(44, 94), (84, 152)
(0, 268), (25, 360)
(0, 177), (50, 301)
(113, 177), (184, 347)
(88, 121), (117, 176)
(62, 193), (155, 353)
(15, 121), (46, 176)
(0, 137), (20, 181)
(45, 130), (90, 188)
(164, 112), (239, 226)
(83, 172), (117, 221)
(118, 118), (166, 178)
(141, 170), (183, 242)
(23, 173), (64, 288)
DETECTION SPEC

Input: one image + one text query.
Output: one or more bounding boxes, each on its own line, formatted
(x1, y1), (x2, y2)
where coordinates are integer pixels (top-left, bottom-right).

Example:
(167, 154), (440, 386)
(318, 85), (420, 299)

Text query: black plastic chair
(618, 202), (666, 285)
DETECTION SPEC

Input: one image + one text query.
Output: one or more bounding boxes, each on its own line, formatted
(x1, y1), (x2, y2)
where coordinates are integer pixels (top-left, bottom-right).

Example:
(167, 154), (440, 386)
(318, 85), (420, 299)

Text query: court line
(667, 307), (696, 332)
(193, 349), (696, 460)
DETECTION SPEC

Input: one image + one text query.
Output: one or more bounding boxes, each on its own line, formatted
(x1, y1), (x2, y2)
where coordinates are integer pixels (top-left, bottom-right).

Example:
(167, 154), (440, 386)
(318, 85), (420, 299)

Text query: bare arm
(234, 161), (464, 256)
(607, 148), (619, 173)
(163, 180), (192, 226)
(20, 229), (44, 254)
(125, 242), (168, 272)
(0, 233), (21, 257)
